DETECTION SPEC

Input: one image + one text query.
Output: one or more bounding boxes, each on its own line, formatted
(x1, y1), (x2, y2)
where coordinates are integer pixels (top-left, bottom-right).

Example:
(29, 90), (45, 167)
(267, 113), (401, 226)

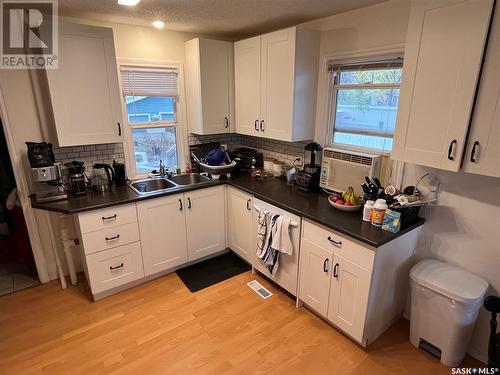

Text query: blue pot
(205, 148), (226, 165)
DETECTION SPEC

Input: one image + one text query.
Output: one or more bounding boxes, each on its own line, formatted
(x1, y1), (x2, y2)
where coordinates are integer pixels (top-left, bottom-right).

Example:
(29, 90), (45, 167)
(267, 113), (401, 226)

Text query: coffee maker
(295, 142), (323, 192)
(26, 142), (67, 202)
(65, 161), (87, 196)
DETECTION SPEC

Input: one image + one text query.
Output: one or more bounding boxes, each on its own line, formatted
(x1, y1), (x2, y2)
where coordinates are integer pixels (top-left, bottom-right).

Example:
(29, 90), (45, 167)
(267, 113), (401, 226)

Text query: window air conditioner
(320, 147), (382, 196)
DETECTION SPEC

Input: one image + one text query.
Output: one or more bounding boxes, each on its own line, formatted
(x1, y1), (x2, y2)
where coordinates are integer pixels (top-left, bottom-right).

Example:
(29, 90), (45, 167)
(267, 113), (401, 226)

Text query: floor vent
(247, 280), (273, 299)
(419, 339), (442, 359)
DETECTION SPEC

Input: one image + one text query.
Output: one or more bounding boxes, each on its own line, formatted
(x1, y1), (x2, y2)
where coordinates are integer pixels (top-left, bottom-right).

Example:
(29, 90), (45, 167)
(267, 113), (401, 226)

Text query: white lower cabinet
(185, 186), (226, 261)
(137, 187), (226, 275)
(137, 193), (188, 275)
(84, 242), (144, 294)
(299, 219), (374, 344)
(327, 254), (371, 342)
(298, 238), (333, 316)
(227, 187), (254, 263)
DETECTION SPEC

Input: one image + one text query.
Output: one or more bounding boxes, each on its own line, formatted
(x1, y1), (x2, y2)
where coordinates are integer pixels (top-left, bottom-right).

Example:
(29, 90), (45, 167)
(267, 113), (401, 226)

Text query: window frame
(325, 57), (403, 155)
(117, 59), (188, 179)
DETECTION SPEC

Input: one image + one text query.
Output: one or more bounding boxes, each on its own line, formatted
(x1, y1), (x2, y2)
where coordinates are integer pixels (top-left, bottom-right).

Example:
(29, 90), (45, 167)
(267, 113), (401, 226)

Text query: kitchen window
(120, 66), (180, 175)
(327, 58), (403, 153)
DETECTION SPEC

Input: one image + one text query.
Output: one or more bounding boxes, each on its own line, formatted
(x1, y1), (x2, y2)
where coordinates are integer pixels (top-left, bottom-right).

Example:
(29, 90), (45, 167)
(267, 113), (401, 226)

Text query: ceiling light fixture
(118, 0), (141, 6)
(152, 20), (165, 29)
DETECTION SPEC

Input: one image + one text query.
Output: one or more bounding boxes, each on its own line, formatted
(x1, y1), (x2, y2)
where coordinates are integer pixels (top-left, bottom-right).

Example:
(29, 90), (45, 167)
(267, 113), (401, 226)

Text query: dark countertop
(228, 175), (424, 248)
(32, 174), (424, 248)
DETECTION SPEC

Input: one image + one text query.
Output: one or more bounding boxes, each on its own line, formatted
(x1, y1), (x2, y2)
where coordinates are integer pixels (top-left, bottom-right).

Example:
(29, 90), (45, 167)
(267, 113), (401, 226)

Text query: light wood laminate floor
(0, 271), (481, 374)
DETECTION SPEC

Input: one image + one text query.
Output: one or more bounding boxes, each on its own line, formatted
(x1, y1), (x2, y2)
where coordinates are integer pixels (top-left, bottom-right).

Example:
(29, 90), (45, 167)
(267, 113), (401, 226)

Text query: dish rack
(191, 152), (236, 179)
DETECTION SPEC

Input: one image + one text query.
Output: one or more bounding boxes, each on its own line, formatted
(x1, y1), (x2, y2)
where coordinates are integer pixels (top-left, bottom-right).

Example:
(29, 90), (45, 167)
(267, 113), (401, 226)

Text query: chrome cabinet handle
(327, 236), (342, 246)
(447, 139), (457, 161)
(260, 120), (264, 131)
(254, 120), (259, 131)
(105, 234), (120, 242)
(470, 141), (480, 163)
(187, 197), (192, 209)
(224, 117), (229, 128)
(246, 199), (251, 211)
(323, 258), (329, 273)
(117, 123), (121, 136)
(110, 263), (124, 271)
(102, 214), (117, 221)
(179, 199), (183, 211)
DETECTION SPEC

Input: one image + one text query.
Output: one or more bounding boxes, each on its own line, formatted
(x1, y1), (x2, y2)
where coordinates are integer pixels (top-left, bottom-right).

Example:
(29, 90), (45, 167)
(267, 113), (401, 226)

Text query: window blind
(120, 67), (178, 96)
(328, 57), (403, 73)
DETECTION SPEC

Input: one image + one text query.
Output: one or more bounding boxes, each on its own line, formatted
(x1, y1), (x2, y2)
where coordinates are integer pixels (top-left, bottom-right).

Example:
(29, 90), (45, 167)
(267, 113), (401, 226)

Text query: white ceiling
(58, 0), (387, 39)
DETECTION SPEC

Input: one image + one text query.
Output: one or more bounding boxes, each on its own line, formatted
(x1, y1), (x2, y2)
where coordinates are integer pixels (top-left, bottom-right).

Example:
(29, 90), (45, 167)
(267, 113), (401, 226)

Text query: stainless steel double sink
(128, 173), (212, 195)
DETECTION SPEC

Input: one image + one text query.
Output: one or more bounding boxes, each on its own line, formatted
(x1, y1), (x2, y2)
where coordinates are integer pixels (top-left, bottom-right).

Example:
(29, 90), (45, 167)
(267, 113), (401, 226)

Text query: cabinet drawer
(78, 204), (137, 234)
(302, 219), (374, 271)
(85, 242), (144, 294)
(81, 222), (140, 255)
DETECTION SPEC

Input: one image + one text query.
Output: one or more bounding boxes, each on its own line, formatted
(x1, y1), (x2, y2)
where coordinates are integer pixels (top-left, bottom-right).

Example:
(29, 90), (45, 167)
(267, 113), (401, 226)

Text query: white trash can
(409, 259), (488, 367)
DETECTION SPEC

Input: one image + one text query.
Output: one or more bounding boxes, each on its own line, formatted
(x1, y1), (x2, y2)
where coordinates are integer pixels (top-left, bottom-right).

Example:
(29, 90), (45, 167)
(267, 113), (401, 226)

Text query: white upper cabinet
(392, 0), (494, 171)
(463, 4), (500, 178)
(234, 26), (320, 142)
(234, 36), (262, 136)
(185, 38), (234, 135)
(46, 22), (123, 146)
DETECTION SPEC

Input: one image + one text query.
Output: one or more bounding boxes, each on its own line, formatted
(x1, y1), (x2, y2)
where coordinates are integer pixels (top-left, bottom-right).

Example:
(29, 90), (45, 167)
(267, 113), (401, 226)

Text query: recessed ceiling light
(152, 20), (165, 29)
(118, 0), (141, 6)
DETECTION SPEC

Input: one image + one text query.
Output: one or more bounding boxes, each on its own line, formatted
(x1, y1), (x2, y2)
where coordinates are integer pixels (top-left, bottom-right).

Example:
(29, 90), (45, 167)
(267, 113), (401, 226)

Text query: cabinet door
(260, 28), (295, 141)
(235, 36), (261, 136)
(298, 238), (333, 316)
(392, 0), (493, 171)
(200, 39), (233, 134)
(136, 194), (187, 275)
(185, 186), (226, 261)
(227, 187), (253, 263)
(464, 5), (500, 178)
(46, 22), (122, 146)
(327, 255), (371, 343)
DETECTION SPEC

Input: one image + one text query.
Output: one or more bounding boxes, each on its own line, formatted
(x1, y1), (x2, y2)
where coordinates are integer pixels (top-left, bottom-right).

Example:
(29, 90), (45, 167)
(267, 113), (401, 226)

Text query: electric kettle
(91, 163), (115, 191)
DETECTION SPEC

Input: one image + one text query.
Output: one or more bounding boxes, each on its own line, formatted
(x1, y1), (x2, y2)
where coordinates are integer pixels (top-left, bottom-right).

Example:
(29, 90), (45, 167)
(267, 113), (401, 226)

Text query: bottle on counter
(371, 199), (388, 228)
(363, 200), (375, 222)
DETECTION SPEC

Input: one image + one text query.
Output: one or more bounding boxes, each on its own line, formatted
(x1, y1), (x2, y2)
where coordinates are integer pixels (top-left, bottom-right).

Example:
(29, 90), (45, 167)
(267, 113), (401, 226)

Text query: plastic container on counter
(371, 199), (387, 227)
(363, 200), (375, 222)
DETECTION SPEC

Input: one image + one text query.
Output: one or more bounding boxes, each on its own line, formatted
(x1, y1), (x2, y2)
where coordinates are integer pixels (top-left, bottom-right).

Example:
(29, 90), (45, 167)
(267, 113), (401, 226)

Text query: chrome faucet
(159, 160), (165, 177)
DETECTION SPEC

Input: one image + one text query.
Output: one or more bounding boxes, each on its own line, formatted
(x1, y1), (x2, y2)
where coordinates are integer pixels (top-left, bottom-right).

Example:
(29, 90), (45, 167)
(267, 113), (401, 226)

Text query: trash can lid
(410, 259), (488, 304)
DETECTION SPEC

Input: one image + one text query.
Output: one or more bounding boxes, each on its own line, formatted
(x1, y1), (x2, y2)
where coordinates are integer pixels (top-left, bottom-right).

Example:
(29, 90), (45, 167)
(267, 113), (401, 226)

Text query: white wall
(306, 0), (411, 145)
(309, 0), (497, 362)
(61, 17), (197, 62)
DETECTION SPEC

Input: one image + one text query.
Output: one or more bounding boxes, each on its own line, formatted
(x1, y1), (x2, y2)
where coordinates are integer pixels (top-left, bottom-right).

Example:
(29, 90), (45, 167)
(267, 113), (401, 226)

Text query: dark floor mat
(176, 252), (251, 292)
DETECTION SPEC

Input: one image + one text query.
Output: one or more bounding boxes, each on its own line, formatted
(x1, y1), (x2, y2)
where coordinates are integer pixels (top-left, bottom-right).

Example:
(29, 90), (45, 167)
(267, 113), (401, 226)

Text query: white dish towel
(271, 216), (293, 256)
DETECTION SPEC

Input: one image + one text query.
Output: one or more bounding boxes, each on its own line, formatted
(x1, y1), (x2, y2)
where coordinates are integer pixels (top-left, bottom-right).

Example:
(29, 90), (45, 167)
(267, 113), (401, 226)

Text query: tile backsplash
(53, 143), (125, 175)
(188, 133), (308, 166)
(52, 134), (308, 177)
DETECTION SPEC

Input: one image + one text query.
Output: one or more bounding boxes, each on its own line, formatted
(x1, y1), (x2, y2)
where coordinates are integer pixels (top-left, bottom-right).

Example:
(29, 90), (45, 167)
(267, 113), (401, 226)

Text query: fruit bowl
(328, 195), (362, 212)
